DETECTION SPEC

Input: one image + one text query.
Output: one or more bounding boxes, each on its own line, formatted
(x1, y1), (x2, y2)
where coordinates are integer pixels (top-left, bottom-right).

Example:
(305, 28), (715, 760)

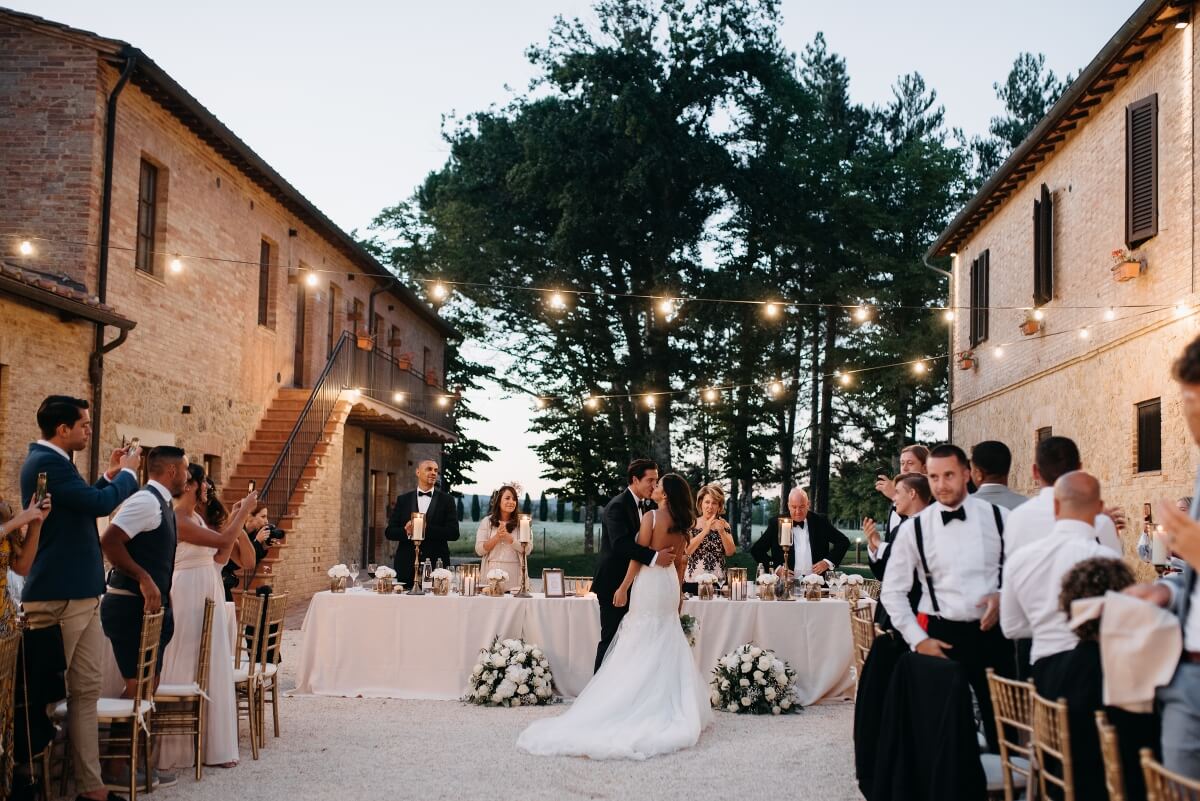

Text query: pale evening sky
(12, 0), (1136, 496)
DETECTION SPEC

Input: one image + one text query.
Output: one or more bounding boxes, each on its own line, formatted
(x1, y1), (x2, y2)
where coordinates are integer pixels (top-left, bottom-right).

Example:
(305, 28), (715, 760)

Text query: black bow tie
(941, 507), (967, 525)
(418, 491), (433, 498)
(638, 499), (652, 512)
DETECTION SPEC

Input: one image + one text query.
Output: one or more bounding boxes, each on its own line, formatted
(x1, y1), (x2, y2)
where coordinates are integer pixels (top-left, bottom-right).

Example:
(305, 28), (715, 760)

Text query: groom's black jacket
(591, 489), (657, 604)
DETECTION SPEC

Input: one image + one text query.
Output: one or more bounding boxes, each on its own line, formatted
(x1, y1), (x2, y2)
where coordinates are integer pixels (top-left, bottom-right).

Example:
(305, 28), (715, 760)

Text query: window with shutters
(1033, 184), (1053, 306)
(969, 250), (990, 348)
(257, 238), (275, 328)
(1126, 94), (1158, 246)
(136, 160), (159, 274)
(1136, 398), (1161, 473)
(1036, 426), (1053, 445)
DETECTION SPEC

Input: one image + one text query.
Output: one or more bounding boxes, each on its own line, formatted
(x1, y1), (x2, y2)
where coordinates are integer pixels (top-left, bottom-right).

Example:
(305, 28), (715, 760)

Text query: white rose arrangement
(694, 572), (717, 584)
(709, 643), (799, 716)
(327, 564), (350, 579)
(801, 574), (825, 585)
(755, 573), (777, 586)
(431, 568), (453, 580)
(463, 636), (556, 707)
(374, 565), (397, 580)
(844, 574), (864, 585)
(486, 568), (509, 582)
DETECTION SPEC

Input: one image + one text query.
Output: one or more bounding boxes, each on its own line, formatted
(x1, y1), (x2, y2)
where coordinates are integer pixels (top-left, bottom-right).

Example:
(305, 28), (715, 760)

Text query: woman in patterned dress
(683, 483), (736, 593)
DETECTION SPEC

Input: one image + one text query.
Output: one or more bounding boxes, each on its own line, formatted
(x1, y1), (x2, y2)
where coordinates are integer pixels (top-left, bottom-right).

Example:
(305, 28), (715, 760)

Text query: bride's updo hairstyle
(659, 473), (696, 535)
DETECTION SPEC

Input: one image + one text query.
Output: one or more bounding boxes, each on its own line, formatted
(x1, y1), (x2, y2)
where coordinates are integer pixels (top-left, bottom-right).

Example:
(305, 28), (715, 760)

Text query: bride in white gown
(517, 474), (712, 760)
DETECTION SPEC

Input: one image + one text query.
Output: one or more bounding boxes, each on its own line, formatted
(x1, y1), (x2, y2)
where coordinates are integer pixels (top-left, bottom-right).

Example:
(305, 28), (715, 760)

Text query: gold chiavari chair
(1141, 747), (1200, 800)
(1033, 691), (1075, 801)
(1096, 710), (1127, 801)
(0, 629), (22, 796)
(863, 578), (881, 601)
(232, 593), (265, 760)
(848, 606), (876, 689)
(985, 669), (1035, 801)
(55, 609), (164, 801)
(153, 598), (215, 781)
(256, 593), (287, 746)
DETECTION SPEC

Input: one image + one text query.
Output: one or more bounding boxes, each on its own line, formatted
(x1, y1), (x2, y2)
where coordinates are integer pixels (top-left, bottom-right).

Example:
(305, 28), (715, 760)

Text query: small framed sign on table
(542, 568), (565, 598)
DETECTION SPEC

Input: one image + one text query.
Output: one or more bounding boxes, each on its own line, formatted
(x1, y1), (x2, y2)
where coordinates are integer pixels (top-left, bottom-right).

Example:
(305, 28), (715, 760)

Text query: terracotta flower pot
(957, 356), (976, 371)
(1112, 261), (1141, 282)
(1019, 319), (1041, 336)
(356, 332), (375, 351)
(397, 354), (414, 370)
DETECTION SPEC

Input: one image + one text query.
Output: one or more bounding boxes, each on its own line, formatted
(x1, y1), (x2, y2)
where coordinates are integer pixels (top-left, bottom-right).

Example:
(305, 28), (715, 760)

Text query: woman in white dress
(517, 473), (712, 760)
(158, 464), (256, 770)
(474, 485), (529, 592)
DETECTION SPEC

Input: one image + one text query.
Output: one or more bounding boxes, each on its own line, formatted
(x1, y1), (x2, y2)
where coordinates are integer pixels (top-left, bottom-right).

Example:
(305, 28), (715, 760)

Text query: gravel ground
(151, 629), (862, 801)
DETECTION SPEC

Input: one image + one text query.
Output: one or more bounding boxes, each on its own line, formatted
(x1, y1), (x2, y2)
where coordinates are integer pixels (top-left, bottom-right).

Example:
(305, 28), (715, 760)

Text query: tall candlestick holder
(516, 514), (533, 597)
(407, 512), (426, 595)
(777, 544), (795, 600)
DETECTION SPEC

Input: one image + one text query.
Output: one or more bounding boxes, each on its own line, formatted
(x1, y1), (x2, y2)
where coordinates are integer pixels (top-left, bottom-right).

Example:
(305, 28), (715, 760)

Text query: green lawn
(451, 520), (871, 577)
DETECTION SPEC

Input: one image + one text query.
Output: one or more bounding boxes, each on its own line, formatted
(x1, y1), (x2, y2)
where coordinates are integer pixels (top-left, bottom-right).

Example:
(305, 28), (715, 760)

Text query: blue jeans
(1159, 662), (1200, 778)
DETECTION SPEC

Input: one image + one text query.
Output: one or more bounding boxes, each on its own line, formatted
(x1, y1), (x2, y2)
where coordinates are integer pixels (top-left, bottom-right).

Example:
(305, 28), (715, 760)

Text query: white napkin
(1070, 590), (1181, 712)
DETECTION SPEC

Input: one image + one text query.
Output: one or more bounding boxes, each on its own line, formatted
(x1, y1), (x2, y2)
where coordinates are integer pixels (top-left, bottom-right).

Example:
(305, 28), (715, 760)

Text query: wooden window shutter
(1136, 398), (1161, 473)
(1126, 94), (1158, 246)
(1033, 184), (1053, 306)
(969, 250), (990, 348)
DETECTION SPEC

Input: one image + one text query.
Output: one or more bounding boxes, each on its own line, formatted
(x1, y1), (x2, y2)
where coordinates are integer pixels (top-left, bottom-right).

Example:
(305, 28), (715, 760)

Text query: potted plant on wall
(397, 352), (414, 370)
(424, 368), (439, 387)
(1111, 248), (1142, 282)
(1019, 309), (1043, 336)
(356, 328), (375, 351)
(956, 350), (976, 371)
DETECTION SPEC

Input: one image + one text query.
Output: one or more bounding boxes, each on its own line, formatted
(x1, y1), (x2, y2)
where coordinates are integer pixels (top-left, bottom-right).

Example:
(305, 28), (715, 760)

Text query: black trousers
(594, 597), (628, 673)
(925, 617), (1014, 752)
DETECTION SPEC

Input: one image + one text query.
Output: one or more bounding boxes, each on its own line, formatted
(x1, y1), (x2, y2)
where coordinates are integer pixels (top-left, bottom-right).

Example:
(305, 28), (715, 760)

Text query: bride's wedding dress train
(516, 563), (712, 759)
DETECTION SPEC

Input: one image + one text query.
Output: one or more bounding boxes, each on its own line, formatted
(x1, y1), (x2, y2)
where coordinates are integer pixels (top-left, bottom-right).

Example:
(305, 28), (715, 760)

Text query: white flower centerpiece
(709, 644), (799, 715)
(844, 572), (864, 603)
(756, 572), (777, 601)
(374, 565), (396, 593)
(801, 573), (824, 601)
(485, 568), (509, 596)
(328, 564), (350, 593)
(463, 637), (557, 707)
(431, 567), (453, 596)
(695, 572), (718, 600)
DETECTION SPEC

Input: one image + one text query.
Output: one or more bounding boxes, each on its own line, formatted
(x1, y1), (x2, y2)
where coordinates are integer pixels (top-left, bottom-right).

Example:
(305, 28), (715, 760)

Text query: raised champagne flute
(349, 561), (360, 590)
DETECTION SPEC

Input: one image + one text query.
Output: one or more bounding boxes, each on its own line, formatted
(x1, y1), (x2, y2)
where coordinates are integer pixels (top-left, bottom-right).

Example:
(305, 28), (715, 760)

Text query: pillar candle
(778, 517), (793, 547)
(1152, 524), (1168, 565)
(518, 515), (532, 544)
(412, 513), (425, 541)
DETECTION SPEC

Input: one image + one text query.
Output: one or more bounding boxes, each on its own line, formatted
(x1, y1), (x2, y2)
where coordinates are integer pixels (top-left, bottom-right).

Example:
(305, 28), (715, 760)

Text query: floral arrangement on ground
(710, 643), (799, 715)
(463, 637), (556, 707)
(680, 614), (698, 648)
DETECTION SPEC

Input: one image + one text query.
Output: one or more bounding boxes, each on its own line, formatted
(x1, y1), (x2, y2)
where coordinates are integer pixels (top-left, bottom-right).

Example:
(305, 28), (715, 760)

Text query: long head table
(292, 590), (856, 706)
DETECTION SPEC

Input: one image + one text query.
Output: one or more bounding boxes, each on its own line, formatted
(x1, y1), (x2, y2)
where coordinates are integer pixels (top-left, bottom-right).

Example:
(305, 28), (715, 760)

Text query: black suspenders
(911, 503), (1005, 617)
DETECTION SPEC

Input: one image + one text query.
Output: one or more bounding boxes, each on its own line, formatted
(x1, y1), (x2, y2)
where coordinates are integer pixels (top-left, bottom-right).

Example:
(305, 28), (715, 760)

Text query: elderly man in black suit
(384, 459), (460, 587)
(751, 487), (850, 577)
(591, 458), (678, 672)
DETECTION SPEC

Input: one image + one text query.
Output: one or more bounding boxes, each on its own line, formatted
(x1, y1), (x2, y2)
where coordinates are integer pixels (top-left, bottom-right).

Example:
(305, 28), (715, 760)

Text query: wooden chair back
(1033, 691), (1075, 801)
(259, 593), (288, 674)
(986, 669), (1036, 801)
(863, 578), (881, 601)
(1141, 748), (1200, 800)
(195, 597), (216, 692)
(131, 610), (165, 710)
(1096, 710), (1127, 801)
(234, 593), (265, 671)
(849, 605), (876, 681)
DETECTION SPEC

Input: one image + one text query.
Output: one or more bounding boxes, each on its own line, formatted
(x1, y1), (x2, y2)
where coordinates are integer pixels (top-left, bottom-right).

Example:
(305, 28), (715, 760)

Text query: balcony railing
(362, 346), (454, 431)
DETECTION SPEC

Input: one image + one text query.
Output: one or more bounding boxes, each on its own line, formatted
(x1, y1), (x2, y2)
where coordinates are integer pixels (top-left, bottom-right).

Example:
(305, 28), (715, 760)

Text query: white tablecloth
(293, 590), (855, 705)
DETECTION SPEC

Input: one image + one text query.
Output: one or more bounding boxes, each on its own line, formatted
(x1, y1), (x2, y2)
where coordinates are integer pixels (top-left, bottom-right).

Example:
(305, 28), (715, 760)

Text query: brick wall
(950, 22), (1199, 557)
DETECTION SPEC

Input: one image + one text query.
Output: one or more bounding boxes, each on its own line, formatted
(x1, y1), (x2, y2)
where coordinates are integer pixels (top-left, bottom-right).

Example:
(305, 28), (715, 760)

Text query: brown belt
(1184, 651), (1200, 664)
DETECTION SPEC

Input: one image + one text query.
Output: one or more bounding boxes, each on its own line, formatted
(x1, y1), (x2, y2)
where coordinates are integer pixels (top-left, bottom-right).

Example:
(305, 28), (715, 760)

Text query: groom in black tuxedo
(384, 459), (460, 586)
(591, 458), (678, 672)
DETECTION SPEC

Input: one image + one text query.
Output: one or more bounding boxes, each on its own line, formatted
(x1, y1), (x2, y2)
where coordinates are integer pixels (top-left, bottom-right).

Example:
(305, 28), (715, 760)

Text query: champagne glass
(350, 561), (360, 589)
(368, 562), (378, 578)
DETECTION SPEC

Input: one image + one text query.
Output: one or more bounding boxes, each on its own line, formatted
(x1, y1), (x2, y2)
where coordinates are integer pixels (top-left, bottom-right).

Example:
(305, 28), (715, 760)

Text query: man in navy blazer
(20, 395), (140, 801)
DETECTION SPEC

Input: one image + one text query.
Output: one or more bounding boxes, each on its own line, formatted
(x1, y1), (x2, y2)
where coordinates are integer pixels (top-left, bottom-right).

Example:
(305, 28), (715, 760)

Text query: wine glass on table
(350, 561), (360, 590)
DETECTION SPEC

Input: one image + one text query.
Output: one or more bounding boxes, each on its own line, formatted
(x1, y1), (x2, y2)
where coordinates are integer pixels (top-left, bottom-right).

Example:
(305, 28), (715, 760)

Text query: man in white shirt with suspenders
(880, 443), (1013, 751)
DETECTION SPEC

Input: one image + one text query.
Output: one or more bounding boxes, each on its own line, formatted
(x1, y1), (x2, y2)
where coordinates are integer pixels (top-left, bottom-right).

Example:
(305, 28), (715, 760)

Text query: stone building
(0, 8), (458, 601)
(928, 0), (1199, 557)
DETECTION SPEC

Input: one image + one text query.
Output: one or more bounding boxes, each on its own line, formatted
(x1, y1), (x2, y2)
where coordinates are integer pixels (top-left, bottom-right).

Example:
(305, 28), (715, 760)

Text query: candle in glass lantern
(1152, 524), (1169, 566)
(778, 517), (793, 547)
(518, 514), (532, 544)
(411, 512), (426, 541)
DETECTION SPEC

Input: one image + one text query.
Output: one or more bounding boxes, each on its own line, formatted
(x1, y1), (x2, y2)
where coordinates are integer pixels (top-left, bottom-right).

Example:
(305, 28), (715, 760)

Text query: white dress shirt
(110, 480), (172, 539)
(1005, 487), (1121, 554)
(880, 496), (1009, 648)
(867, 506), (904, 562)
(787, 520), (832, 574)
(416, 487), (434, 515)
(1000, 519), (1119, 663)
(627, 487), (646, 521)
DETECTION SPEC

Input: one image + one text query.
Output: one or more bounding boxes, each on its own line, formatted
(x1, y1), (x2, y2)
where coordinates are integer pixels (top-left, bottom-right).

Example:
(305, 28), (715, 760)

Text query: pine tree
(555, 496), (565, 522)
(522, 493), (532, 515)
(538, 491), (549, 522)
(456, 495), (465, 522)
(470, 494), (481, 522)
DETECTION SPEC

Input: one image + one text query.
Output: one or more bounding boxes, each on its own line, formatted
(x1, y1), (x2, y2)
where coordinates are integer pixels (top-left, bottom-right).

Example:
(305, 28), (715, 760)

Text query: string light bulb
(18, 240), (33, 256)
(839, 373), (852, 386)
(392, 391), (405, 403)
(703, 388), (719, 403)
(768, 380), (783, 397)
(657, 297), (674, 315)
(993, 346), (1005, 358)
(548, 291), (567, 311)
(347, 388), (360, 400)
(305, 270), (318, 287)
(1032, 308), (1044, 321)
(436, 395), (450, 408)
(644, 394), (656, 409)
(534, 397), (547, 410)
(584, 396), (598, 411)
(763, 302), (780, 318)
(169, 257), (183, 274)
(943, 309), (955, 322)
(1079, 327), (1090, 339)
(912, 361), (927, 375)
(431, 282), (448, 301)
(1105, 307), (1116, 321)
(853, 305), (871, 323)
(1176, 301), (1190, 317)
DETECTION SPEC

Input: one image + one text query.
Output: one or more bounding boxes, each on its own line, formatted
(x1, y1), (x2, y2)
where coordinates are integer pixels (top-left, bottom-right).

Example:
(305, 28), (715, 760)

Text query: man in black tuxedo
(591, 458), (678, 672)
(384, 459), (459, 586)
(751, 487), (850, 577)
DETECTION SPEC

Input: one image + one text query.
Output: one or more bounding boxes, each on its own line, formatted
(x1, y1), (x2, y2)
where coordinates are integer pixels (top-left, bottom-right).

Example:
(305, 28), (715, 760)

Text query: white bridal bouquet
(680, 614), (698, 648)
(463, 637), (556, 707)
(327, 564), (350, 579)
(709, 644), (799, 716)
(374, 565), (396, 580)
(486, 568), (510, 582)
